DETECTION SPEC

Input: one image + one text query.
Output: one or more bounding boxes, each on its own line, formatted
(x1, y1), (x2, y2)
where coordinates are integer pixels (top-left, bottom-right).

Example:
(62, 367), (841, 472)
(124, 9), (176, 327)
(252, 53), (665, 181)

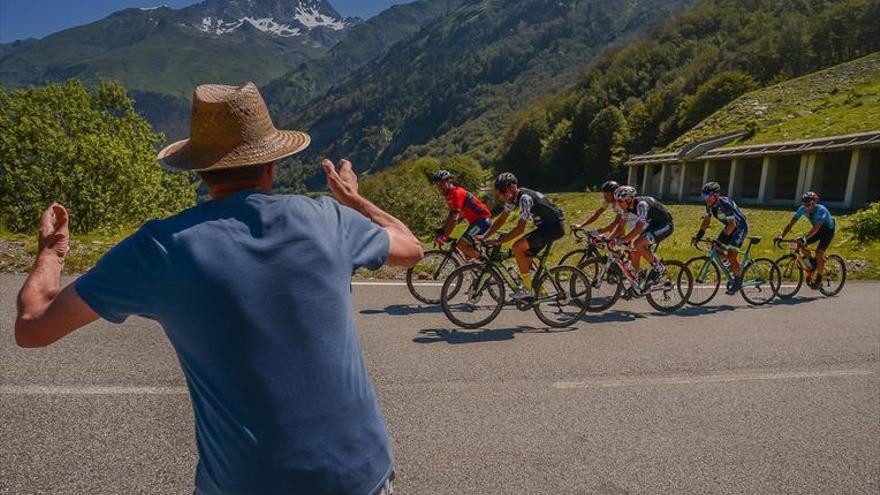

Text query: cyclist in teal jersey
(776, 191), (837, 289)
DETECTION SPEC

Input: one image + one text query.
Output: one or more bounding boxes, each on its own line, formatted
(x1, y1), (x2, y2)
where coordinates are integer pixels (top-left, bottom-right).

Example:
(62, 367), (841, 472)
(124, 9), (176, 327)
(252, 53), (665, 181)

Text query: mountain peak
(185, 0), (351, 37)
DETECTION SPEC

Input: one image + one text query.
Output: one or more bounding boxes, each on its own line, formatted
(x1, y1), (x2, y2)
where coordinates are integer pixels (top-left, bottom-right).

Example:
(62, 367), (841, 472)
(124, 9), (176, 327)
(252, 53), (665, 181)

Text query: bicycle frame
(472, 242), (565, 308)
(775, 239), (816, 279)
(693, 239), (758, 287)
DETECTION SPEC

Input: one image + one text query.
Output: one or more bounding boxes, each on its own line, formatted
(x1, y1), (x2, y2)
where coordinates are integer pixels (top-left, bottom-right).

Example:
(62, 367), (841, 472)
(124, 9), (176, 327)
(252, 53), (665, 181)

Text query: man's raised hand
(322, 158), (360, 206)
(38, 203), (70, 262)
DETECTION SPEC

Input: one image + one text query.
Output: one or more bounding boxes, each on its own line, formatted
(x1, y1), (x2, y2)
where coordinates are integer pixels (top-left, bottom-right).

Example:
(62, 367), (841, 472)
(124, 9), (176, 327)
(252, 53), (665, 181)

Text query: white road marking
(353, 281), (435, 287)
(553, 369), (873, 389)
(0, 385), (189, 395)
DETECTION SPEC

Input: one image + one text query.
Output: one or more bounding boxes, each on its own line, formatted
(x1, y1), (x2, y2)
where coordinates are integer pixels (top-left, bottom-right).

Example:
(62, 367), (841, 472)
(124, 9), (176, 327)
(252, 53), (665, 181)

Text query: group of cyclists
(428, 169), (838, 303)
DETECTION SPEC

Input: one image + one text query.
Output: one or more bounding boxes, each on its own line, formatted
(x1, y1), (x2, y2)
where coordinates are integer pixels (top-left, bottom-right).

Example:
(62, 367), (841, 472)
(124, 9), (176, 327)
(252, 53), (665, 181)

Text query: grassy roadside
(2, 193), (878, 279)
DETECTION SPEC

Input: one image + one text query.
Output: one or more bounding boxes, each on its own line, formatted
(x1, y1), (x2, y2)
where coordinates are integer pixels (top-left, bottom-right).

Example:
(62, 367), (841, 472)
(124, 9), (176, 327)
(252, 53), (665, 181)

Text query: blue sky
(0, 0), (405, 43)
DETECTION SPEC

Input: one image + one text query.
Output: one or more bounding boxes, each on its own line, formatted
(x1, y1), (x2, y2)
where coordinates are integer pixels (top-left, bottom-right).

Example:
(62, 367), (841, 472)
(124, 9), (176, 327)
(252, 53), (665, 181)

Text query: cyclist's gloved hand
(435, 234), (448, 245)
(797, 236), (807, 247)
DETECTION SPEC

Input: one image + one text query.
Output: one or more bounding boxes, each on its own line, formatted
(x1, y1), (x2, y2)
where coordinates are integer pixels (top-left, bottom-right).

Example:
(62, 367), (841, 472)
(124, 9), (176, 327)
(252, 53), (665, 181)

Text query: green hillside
(282, 0), (695, 175)
(264, 0), (467, 115)
(494, 0), (880, 190)
(668, 53), (880, 150)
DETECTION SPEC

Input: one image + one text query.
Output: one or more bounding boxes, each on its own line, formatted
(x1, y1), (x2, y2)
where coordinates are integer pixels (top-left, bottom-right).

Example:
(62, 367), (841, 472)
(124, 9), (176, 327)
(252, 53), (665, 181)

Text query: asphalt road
(1, 274), (879, 494)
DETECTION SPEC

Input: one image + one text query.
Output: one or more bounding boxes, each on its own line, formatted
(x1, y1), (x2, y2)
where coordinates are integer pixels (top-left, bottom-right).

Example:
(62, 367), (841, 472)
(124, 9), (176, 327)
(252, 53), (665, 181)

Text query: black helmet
(702, 182), (722, 195)
(801, 191), (819, 204)
(494, 172), (518, 191)
(601, 180), (620, 193)
(431, 170), (453, 183)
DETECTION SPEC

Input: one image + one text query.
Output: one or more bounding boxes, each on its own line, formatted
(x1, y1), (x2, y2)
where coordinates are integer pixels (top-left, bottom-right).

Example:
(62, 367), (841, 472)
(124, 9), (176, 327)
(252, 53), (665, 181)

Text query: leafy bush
(359, 156), (486, 238)
(0, 80), (196, 233)
(844, 202), (880, 242)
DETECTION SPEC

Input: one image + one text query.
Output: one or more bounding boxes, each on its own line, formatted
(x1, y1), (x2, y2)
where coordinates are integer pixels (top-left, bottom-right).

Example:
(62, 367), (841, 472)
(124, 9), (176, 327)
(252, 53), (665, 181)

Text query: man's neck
(209, 184), (269, 200)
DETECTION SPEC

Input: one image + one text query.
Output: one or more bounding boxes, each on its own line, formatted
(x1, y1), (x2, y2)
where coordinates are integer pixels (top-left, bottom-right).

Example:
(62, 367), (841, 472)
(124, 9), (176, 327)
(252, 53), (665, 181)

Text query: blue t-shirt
(793, 204), (835, 229)
(75, 191), (393, 495)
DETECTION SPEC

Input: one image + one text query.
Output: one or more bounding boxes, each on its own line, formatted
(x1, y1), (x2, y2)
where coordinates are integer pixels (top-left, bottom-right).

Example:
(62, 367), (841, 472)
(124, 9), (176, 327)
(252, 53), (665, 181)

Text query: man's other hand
(38, 203), (70, 261)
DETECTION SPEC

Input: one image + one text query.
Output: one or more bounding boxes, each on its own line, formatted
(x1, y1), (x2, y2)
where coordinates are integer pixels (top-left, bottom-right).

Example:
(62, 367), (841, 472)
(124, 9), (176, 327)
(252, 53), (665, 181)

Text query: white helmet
(613, 185), (637, 200)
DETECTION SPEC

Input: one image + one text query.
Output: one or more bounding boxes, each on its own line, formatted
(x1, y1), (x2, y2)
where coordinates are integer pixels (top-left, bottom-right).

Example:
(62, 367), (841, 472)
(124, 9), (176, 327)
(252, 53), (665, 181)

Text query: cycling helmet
(702, 181), (722, 195)
(601, 180), (620, 193)
(801, 191), (819, 204)
(613, 185), (637, 200)
(431, 170), (453, 183)
(494, 172), (518, 191)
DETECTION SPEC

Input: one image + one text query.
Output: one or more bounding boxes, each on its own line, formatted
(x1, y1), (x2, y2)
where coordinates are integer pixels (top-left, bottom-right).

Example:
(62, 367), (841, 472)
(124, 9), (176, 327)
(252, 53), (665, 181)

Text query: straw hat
(157, 82), (310, 171)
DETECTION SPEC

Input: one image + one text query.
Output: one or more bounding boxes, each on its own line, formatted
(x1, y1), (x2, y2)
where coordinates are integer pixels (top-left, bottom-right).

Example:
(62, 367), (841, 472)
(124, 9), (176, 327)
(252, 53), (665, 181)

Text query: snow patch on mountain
(196, 6), (344, 37)
(294, 5), (345, 30)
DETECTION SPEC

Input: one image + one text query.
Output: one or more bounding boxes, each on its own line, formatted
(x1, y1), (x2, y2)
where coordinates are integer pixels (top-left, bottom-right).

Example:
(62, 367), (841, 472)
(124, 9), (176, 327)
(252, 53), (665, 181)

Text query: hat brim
(157, 129), (311, 172)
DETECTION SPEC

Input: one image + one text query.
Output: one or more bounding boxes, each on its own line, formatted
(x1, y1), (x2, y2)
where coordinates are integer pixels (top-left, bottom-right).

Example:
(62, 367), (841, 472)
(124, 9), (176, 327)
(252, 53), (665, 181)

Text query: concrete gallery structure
(625, 130), (880, 209)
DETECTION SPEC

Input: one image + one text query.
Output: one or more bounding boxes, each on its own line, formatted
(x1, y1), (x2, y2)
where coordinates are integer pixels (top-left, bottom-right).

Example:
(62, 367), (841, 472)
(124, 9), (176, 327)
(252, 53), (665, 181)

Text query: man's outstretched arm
(322, 159), (424, 268)
(15, 204), (99, 348)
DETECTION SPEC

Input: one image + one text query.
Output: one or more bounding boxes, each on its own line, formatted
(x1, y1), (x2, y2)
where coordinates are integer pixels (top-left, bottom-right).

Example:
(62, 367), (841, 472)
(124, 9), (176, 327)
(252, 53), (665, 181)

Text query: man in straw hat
(15, 82), (423, 494)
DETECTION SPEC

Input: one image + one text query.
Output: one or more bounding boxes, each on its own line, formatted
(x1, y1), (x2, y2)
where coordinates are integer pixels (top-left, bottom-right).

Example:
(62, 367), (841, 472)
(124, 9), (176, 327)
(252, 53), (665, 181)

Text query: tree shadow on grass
(414, 325), (575, 345)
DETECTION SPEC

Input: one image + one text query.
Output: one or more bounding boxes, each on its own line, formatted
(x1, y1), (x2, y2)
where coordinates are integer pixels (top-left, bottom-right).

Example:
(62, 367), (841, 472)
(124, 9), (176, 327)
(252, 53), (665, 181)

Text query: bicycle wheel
(441, 264), (505, 329)
(775, 254), (803, 299)
(406, 250), (462, 304)
(818, 254), (847, 297)
(533, 265), (590, 328)
(685, 256), (721, 306)
(740, 258), (780, 306)
(559, 248), (590, 269)
(646, 260), (692, 313)
(578, 256), (622, 312)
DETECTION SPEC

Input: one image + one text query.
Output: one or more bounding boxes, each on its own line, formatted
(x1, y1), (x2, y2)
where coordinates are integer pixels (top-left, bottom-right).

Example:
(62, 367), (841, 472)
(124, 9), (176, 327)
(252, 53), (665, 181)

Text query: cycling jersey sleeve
(503, 200), (516, 214)
(636, 200), (650, 223)
(792, 206), (805, 222)
(519, 194), (534, 221)
(446, 187), (465, 212)
(813, 205), (830, 226)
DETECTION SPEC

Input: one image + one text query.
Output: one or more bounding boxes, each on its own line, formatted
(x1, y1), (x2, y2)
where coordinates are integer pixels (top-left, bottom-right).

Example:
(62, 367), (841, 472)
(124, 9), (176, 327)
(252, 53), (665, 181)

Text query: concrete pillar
(627, 165), (638, 187)
(844, 148), (870, 208)
(657, 164), (669, 199)
(641, 164), (653, 195)
(728, 159), (744, 199)
(757, 156), (776, 204)
(702, 160), (714, 185)
(796, 154), (816, 199)
(678, 162), (688, 201)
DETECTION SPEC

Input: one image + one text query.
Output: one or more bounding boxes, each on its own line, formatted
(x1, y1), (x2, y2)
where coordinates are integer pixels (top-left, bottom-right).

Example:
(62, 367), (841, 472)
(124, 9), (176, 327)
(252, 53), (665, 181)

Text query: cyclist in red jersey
(431, 170), (492, 260)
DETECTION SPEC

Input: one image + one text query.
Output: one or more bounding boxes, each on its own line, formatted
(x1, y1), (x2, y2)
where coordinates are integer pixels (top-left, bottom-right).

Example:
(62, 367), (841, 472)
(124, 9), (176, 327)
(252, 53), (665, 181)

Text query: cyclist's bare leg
(815, 248), (827, 278)
(726, 248), (741, 276)
(512, 239), (533, 289)
(635, 236), (656, 266)
(457, 239), (479, 261)
(629, 250), (641, 272)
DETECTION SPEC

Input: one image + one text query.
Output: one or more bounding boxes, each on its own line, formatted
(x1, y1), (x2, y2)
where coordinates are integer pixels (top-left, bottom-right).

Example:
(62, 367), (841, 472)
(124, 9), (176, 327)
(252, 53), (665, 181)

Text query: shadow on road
(361, 304), (443, 316)
(414, 325), (574, 344)
(770, 295), (822, 305)
(580, 310), (647, 323)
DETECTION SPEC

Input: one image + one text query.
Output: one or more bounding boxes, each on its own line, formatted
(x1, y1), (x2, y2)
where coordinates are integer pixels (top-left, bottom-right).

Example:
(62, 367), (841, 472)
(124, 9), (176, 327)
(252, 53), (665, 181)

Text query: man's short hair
(198, 162), (273, 187)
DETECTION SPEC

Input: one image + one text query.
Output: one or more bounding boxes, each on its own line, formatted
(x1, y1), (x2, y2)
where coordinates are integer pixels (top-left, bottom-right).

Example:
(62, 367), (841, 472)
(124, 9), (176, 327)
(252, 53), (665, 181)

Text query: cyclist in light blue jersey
(777, 191), (836, 289)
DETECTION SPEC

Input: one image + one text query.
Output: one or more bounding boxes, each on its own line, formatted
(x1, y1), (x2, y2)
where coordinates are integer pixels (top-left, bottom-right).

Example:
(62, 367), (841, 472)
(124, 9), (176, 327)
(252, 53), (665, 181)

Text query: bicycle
(774, 238), (846, 298)
(685, 237), (780, 306)
(440, 240), (591, 329)
(576, 234), (693, 313)
(405, 237), (466, 304)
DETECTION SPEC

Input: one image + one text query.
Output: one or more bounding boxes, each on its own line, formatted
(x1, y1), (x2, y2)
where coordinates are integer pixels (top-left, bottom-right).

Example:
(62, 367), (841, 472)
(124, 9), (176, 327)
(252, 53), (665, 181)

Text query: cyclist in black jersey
(613, 186), (674, 285)
(484, 173), (566, 299)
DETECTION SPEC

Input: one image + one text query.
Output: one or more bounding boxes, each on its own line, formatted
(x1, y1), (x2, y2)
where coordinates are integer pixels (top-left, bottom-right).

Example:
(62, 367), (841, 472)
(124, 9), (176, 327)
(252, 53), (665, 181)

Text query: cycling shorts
(525, 222), (565, 256)
(642, 221), (674, 245)
(717, 226), (748, 250)
(806, 224), (835, 252)
(462, 218), (491, 241)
